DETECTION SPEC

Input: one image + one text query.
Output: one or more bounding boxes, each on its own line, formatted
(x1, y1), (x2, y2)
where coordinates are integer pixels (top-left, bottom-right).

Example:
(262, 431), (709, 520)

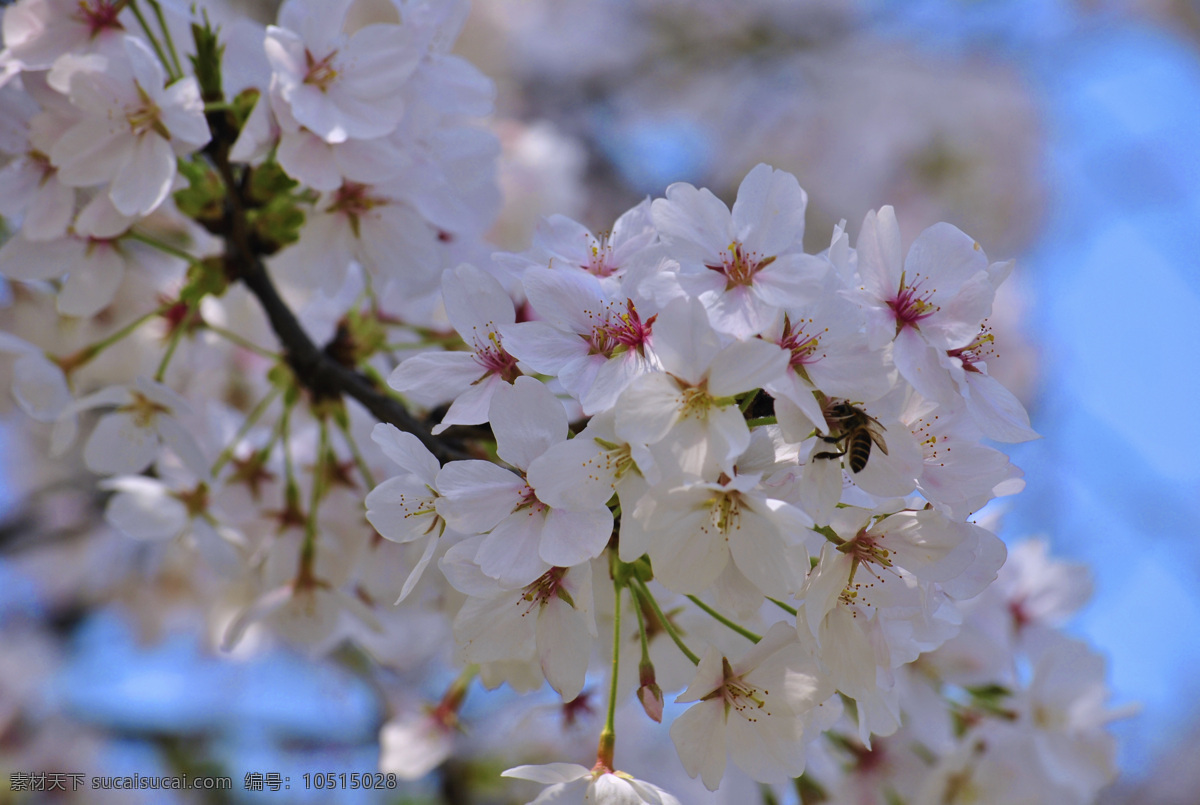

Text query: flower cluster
(373, 162), (1048, 796)
(0, 1), (1121, 803)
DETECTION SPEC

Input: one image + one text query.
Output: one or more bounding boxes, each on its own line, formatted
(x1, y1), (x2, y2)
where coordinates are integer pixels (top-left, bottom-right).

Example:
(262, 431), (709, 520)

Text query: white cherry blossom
(649, 163), (828, 337)
(671, 621), (833, 790)
(49, 35), (210, 217)
(389, 263), (521, 433)
(502, 763), (682, 805)
(436, 377), (613, 587)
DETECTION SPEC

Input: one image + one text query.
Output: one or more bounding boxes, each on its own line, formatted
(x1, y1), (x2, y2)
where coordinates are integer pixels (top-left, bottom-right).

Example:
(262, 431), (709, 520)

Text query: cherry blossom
(502, 763), (682, 805)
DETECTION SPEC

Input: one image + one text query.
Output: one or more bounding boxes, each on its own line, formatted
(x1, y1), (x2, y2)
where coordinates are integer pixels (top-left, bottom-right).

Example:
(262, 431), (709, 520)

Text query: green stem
(154, 302), (192, 382)
(632, 577), (699, 665)
(739, 389), (760, 413)
(205, 323), (279, 358)
(336, 417), (376, 489)
(301, 418), (330, 571)
(746, 416), (777, 427)
(767, 597), (798, 616)
(631, 585), (652, 667)
(211, 387), (282, 475)
(598, 569), (622, 771)
(686, 595), (761, 644)
(146, 0), (184, 79)
(128, 1), (177, 81)
(55, 302), (172, 374)
(125, 229), (199, 265)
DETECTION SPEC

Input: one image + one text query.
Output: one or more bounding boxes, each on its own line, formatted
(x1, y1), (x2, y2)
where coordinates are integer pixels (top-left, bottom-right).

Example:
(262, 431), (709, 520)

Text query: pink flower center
(74, 1), (124, 38)
(474, 331), (521, 383)
(706, 241), (775, 289)
(887, 271), (939, 329)
(779, 314), (828, 371)
(583, 235), (619, 277)
(588, 300), (655, 357)
(945, 324), (996, 374)
(127, 85), (167, 138)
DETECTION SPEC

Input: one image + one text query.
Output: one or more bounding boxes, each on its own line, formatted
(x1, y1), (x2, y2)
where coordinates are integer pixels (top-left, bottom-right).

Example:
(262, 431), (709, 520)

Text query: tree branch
(205, 107), (471, 465)
(237, 257), (471, 463)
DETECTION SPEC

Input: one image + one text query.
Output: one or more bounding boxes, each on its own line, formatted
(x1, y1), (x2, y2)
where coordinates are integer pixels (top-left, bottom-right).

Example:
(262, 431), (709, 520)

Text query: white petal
(669, 699), (728, 791)
(490, 376), (567, 471)
(370, 423), (441, 483)
(537, 596), (591, 701)
(84, 411), (160, 475)
(539, 506), (613, 568)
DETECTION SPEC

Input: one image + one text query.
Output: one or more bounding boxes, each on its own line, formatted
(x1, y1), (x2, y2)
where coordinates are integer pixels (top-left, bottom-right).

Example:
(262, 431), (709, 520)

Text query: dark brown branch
(205, 107), (471, 465)
(237, 257), (471, 463)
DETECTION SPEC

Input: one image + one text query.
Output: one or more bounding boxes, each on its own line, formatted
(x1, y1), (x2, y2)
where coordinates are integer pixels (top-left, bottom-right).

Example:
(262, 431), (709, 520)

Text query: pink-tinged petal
(57, 245), (123, 317)
(454, 591), (536, 661)
(123, 36), (165, 95)
(922, 271), (995, 349)
(893, 326), (958, 404)
(435, 460), (522, 533)
(414, 54), (494, 117)
(369, 423), (441, 483)
(101, 477), (187, 540)
(340, 28), (420, 92)
(475, 513), (550, 587)
(442, 263), (515, 337)
(13, 353), (70, 421)
(159, 79), (210, 149)
(0, 160), (39, 216)
(676, 644), (726, 703)
(752, 253), (827, 308)
(0, 233), (78, 280)
(903, 222), (988, 298)
(394, 532), (440, 604)
(73, 192), (135, 239)
(725, 703), (806, 783)
(264, 25), (309, 85)
(797, 457), (844, 527)
(499, 321), (590, 375)
(229, 94), (277, 164)
(156, 415), (211, 478)
(964, 371), (1040, 443)
(580, 351), (651, 415)
(526, 437), (613, 510)
(670, 698), (728, 791)
(650, 506), (730, 594)
(434, 375), (503, 433)
(848, 423), (921, 498)
(501, 763), (591, 785)
(705, 284), (778, 337)
(490, 376), (567, 471)
(652, 183), (734, 264)
(358, 205), (439, 291)
(365, 476), (437, 544)
(652, 296), (724, 385)
(706, 338), (789, 398)
(856, 207), (903, 300)
(388, 351), (484, 405)
(50, 121), (129, 187)
(520, 267), (606, 334)
(614, 372), (683, 447)
(874, 511), (972, 582)
(277, 132), (340, 191)
(24, 177), (73, 241)
(704, 404), (753, 473)
(939, 525), (1006, 599)
(818, 605), (877, 698)
(109, 133), (174, 216)
(539, 506), (612, 568)
(84, 411), (159, 474)
(726, 508), (792, 598)
(731, 163), (807, 257)
(537, 596), (591, 701)
(335, 136), (410, 185)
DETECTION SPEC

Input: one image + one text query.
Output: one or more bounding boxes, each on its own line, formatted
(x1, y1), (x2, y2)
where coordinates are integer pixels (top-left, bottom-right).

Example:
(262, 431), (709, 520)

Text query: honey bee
(813, 400), (889, 473)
